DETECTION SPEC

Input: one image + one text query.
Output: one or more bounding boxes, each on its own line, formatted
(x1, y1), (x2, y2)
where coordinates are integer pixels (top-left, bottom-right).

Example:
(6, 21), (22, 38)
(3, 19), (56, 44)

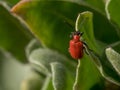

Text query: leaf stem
(73, 59), (81, 90)
(75, 13), (80, 31)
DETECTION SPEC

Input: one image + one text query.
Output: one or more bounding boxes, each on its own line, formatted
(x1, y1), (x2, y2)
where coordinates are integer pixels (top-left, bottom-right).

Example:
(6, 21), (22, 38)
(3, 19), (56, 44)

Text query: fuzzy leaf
(25, 39), (42, 58)
(105, 0), (120, 37)
(0, 2), (31, 62)
(29, 48), (75, 89)
(29, 48), (76, 75)
(51, 62), (66, 90)
(106, 48), (120, 75)
(51, 62), (74, 90)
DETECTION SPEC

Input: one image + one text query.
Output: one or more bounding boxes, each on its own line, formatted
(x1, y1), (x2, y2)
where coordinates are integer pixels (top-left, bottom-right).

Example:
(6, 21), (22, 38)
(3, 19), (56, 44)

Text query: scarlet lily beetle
(69, 31), (88, 59)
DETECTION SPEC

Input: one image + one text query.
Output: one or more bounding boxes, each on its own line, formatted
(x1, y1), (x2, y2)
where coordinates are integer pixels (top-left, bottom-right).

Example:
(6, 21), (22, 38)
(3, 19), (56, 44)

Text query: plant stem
(73, 59), (81, 90)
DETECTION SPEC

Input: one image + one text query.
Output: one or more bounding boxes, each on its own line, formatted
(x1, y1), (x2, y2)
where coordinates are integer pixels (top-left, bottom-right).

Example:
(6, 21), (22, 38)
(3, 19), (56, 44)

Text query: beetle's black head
(70, 31), (83, 38)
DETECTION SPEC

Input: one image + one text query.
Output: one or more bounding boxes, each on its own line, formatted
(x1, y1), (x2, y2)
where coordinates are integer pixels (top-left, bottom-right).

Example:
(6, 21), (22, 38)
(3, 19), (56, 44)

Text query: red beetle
(69, 31), (85, 59)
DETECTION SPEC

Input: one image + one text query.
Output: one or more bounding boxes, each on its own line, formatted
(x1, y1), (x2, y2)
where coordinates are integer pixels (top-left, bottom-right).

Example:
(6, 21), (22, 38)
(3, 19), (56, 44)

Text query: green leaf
(105, 0), (120, 37)
(0, 2), (31, 62)
(75, 11), (120, 87)
(73, 0), (105, 14)
(89, 49), (120, 86)
(11, 0), (120, 87)
(29, 48), (76, 75)
(11, 0), (119, 59)
(51, 62), (74, 90)
(0, 87), (1, 89)
(71, 12), (103, 90)
(76, 11), (101, 53)
(106, 48), (120, 75)
(73, 55), (102, 90)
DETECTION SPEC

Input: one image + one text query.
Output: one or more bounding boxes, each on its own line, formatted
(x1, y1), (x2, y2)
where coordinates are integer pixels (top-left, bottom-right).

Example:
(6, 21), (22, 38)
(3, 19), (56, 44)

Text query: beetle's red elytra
(69, 31), (84, 59)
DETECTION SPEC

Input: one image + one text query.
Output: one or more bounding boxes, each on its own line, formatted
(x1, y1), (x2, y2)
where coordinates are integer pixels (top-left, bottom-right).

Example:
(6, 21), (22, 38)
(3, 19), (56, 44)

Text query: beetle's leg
(82, 42), (92, 50)
(83, 45), (89, 55)
(82, 41), (93, 55)
(82, 41), (88, 47)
